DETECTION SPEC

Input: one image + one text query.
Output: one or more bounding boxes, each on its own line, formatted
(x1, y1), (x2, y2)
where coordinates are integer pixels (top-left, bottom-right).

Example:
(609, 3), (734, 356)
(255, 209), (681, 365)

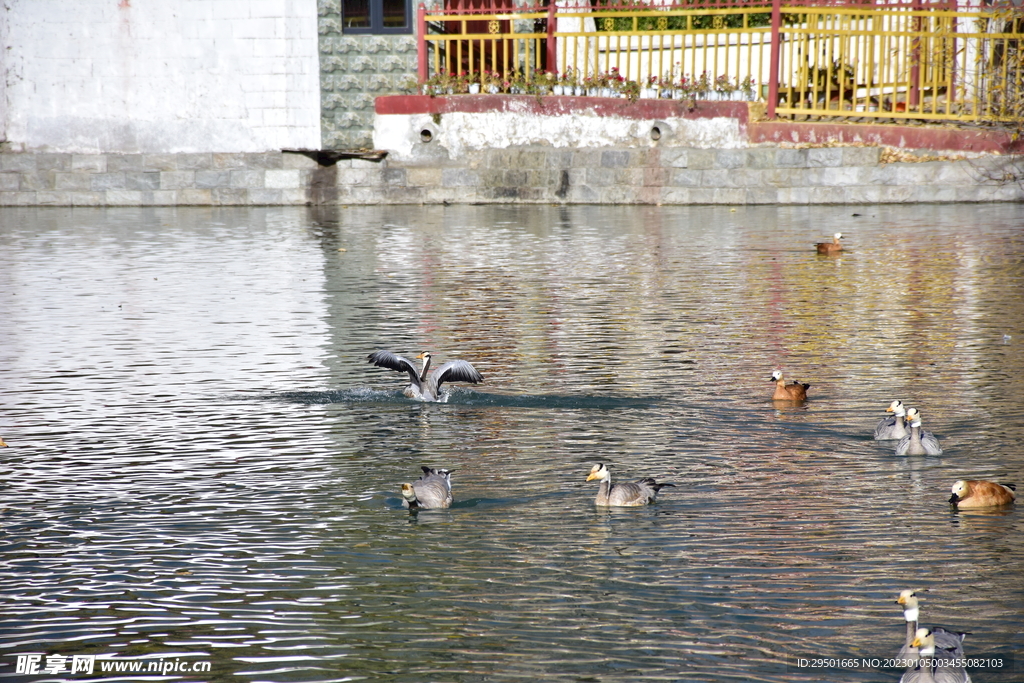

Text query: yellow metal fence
(417, 1), (1024, 123)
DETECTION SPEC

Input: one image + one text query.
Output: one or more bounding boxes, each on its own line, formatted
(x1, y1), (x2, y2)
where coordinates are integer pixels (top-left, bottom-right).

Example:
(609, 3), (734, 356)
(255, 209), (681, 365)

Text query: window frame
(341, 0), (413, 35)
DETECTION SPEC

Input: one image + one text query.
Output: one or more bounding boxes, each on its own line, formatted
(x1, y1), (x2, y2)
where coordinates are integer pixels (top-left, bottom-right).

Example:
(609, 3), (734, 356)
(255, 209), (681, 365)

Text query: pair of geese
(896, 589), (971, 683)
(401, 462), (673, 510)
(874, 399), (944, 456)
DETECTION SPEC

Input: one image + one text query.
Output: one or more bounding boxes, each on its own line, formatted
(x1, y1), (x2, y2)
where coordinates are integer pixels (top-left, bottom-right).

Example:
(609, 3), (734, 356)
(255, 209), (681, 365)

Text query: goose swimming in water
(770, 369), (810, 402)
(367, 350), (483, 402)
(949, 479), (1016, 509)
(401, 466), (454, 510)
(585, 463), (674, 507)
(900, 628), (971, 683)
(816, 232), (843, 254)
(895, 590), (968, 660)
(875, 400), (909, 440)
(895, 408), (943, 455)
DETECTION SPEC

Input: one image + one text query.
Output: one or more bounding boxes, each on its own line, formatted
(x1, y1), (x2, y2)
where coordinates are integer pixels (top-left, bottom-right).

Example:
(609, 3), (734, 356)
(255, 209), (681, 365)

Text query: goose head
(886, 399), (905, 416)
(401, 483), (418, 505)
(910, 628), (936, 655)
(586, 463), (610, 482)
(905, 407), (923, 428)
(896, 589), (920, 621)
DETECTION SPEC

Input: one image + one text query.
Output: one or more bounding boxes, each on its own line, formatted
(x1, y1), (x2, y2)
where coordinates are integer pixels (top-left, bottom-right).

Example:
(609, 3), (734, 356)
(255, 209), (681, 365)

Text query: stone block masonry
(0, 153), (325, 206)
(3, 144), (1023, 206)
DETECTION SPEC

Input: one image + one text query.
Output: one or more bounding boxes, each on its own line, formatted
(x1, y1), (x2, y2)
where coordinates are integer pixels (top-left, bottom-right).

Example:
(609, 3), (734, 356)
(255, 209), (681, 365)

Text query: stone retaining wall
(0, 152), (325, 206)
(333, 145), (1024, 205)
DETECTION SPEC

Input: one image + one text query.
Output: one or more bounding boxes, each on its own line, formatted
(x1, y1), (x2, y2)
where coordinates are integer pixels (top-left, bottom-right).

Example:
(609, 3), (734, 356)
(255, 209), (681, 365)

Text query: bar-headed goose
(900, 628), (971, 683)
(368, 350), (483, 402)
(770, 369), (810, 402)
(896, 590), (967, 659)
(585, 463), (674, 507)
(875, 400), (909, 440)
(401, 466), (454, 510)
(949, 480), (1016, 509)
(895, 408), (943, 455)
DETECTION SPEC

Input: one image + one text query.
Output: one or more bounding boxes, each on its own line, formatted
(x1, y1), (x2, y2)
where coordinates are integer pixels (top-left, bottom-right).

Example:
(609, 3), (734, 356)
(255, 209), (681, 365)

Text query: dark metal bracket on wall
(282, 149), (388, 166)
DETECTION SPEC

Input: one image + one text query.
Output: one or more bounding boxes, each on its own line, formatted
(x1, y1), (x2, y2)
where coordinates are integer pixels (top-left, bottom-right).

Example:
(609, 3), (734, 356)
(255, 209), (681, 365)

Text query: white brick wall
(0, 0), (320, 153)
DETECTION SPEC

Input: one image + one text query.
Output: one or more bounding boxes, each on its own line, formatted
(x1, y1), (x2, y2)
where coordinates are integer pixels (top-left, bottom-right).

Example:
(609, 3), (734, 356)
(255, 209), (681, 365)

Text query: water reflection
(0, 204), (1022, 682)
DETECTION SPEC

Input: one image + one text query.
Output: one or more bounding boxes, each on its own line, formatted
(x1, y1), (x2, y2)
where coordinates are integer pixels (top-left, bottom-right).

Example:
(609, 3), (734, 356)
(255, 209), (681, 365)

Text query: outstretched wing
(367, 350), (419, 382)
(433, 360), (483, 390)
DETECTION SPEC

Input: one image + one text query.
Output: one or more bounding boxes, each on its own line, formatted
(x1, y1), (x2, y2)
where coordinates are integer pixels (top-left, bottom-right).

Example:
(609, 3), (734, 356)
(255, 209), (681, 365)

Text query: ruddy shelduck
(769, 369), (809, 402)
(949, 479), (1016, 509)
(816, 232), (843, 254)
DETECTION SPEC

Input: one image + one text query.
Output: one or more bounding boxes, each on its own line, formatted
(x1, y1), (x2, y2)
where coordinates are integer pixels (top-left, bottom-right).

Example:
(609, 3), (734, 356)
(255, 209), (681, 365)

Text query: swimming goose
(401, 466), (454, 509)
(0, 437), (7, 447)
(900, 628), (971, 683)
(895, 408), (943, 455)
(816, 232), (843, 254)
(897, 589), (922, 658)
(585, 463), (674, 506)
(949, 480), (1016, 509)
(770, 369), (809, 402)
(367, 350), (483, 402)
(875, 400), (909, 440)
(896, 591), (967, 659)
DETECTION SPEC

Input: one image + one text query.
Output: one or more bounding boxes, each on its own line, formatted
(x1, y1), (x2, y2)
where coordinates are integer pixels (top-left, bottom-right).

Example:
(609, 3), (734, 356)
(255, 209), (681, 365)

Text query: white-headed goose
(368, 350), (483, 402)
(900, 628), (971, 683)
(949, 480), (1015, 509)
(770, 369), (809, 402)
(895, 408), (943, 455)
(401, 466), (454, 510)
(875, 399), (909, 440)
(585, 463), (674, 507)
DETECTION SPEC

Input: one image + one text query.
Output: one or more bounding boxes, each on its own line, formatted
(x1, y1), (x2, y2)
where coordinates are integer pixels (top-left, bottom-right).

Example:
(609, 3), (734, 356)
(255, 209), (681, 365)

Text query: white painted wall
(375, 111), (744, 161)
(0, 0), (320, 153)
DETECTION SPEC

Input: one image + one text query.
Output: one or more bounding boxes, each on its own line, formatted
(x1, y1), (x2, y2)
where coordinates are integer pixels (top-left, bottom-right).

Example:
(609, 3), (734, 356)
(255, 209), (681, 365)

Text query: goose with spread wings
(367, 350), (483, 402)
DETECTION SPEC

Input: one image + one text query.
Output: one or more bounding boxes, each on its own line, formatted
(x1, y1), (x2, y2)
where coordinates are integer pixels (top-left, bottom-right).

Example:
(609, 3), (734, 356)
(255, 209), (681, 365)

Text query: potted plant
(620, 77), (641, 103)
(740, 75), (756, 101)
(482, 70), (501, 94)
(711, 74), (732, 101)
(640, 74), (658, 99)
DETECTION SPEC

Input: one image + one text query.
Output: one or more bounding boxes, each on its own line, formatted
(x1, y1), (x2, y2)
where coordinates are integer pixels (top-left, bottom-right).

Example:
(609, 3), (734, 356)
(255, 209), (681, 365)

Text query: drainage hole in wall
(420, 129), (434, 143)
(651, 126), (662, 141)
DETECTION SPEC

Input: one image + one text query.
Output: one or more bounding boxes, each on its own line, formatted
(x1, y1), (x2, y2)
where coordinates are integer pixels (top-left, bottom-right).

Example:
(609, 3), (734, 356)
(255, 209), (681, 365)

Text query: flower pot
(552, 85), (565, 96)
(468, 83), (480, 94)
(487, 85), (500, 94)
(573, 86), (585, 96)
(640, 88), (657, 99)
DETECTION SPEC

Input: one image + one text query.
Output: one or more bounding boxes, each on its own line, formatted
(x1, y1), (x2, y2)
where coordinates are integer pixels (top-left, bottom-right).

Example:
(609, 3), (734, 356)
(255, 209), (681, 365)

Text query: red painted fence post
(767, 0), (781, 119)
(417, 3), (428, 84)
(546, 1), (557, 76)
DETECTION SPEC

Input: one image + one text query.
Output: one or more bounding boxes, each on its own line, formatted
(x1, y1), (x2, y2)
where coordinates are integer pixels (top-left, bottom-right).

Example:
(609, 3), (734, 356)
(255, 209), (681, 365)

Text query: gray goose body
(899, 629), (970, 683)
(368, 350), (483, 402)
(401, 466), (453, 509)
(586, 463), (674, 507)
(895, 409), (943, 455)
(875, 399), (909, 440)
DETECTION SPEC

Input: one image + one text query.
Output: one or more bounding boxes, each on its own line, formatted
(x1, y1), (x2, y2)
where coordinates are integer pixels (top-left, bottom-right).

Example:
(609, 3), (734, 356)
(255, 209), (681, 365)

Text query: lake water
(1, 204), (1022, 683)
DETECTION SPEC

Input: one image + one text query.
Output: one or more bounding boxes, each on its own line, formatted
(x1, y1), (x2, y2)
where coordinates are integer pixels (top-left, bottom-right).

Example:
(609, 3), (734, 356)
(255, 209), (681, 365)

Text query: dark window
(342, 0), (412, 34)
